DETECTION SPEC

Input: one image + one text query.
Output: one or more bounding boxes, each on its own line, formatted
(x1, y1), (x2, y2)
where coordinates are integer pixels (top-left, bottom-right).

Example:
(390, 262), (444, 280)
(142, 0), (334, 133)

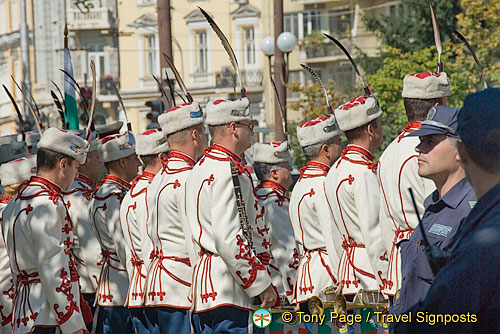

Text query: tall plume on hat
(452, 29), (487, 90)
(300, 64), (335, 115)
(429, 3), (443, 73)
(199, 7), (246, 98)
(323, 33), (371, 97)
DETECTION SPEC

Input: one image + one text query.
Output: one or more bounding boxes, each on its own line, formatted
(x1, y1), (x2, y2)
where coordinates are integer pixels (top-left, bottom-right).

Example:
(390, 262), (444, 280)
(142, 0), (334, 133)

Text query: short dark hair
(344, 119), (378, 142)
(208, 124), (227, 140)
(403, 97), (443, 122)
(253, 162), (282, 182)
(140, 154), (159, 168)
(302, 136), (337, 160)
(36, 148), (74, 172)
(463, 129), (500, 174)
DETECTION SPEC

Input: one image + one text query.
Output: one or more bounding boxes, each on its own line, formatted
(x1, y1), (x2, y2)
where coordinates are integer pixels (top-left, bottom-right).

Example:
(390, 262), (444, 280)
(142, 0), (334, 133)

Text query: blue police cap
(458, 87), (500, 150)
(406, 106), (459, 138)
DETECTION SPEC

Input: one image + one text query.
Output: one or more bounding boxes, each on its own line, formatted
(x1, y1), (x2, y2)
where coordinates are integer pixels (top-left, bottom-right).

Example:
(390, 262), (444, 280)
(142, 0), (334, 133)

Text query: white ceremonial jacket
(89, 175), (130, 307)
(377, 124), (435, 295)
(324, 145), (389, 296)
(3, 176), (86, 333)
(255, 181), (299, 304)
(289, 161), (340, 303)
(63, 174), (101, 294)
(185, 144), (272, 312)
(144, 151), (196, 309)
(0, 196), (14, 334)
(120, 171), (155, 308)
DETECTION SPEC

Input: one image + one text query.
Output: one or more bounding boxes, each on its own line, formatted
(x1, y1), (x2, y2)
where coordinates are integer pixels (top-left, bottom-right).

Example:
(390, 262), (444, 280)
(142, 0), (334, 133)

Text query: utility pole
(20, 0), (31, 118)
(157, 0), (173, 108)
(273, 0), (285, 141)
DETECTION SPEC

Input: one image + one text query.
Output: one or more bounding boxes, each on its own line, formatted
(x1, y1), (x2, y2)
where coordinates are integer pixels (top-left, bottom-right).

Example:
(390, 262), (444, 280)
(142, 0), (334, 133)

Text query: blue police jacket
(393, 181), (500, 333)
(394, 177), (475, 314)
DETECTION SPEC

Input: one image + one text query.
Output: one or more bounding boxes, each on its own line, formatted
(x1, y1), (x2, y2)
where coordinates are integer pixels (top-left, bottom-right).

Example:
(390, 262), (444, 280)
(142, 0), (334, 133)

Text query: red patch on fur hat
(410, 72), (441, 79)
(299, 116), (330, 128)
(338, 96), (368, 110)
(101, 132), (126, 144)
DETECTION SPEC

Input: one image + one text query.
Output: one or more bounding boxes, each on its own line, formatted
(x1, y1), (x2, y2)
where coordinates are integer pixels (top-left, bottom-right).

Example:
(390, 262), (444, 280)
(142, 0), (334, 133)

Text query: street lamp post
(260, 32), (297, 141)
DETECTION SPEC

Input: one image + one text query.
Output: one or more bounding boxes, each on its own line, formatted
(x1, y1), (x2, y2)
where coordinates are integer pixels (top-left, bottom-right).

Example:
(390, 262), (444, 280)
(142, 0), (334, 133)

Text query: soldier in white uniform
(3, 127), (90, 334)
(89, 131), (140, 333)
(185, 97), (277, 333)
(377, 72), (449, 298)
(289, 115), (343, 306)
(144, 102), (206, 333)
(324, 96), (388, 296)
(0, 156), (36, 334)
(253, 142), (298, 304)
(119, 128), (169, 333)
(62, 131), (101, 331)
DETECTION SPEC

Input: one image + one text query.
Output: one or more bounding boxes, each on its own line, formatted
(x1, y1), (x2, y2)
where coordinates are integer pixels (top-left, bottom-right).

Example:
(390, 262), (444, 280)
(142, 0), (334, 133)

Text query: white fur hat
(37, 127), (89, 164)
(136, 129), (169, 156)
(205, 97), (250, 126)
(402, 72), (451, 99)
(158, 102), (204, 136)
(69, 130), (99, 152)
(0, 134), (18, 146)
(253, 142), (290, 164)
(0, 141), (29, 165)
(98, 132), (136, 163)
(18, 131), (41, 147)
(297, 115), (342, 147)
(0, 155), (36, 186)
(334, 96), (382, 131)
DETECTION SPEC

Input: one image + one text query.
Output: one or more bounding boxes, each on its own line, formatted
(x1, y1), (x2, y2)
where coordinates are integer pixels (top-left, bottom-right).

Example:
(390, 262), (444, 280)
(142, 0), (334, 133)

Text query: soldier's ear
(456, 141), (469, 166)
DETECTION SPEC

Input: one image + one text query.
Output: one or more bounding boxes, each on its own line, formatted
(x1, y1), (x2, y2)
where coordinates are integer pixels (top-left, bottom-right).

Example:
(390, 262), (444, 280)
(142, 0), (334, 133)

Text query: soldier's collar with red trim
(101, 174), (131, 190)
(76, 173), (93, 187)
(339, 145), (377, 173)
(299, 160), (331, 180)
(168, 150), (196, 167)
(30, 176), (63, 193)
(256, 180), (287, 196)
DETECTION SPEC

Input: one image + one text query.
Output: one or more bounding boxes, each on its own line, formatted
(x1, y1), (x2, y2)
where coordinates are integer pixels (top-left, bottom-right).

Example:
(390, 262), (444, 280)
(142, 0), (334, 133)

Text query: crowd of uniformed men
(0, 66), (499, 334)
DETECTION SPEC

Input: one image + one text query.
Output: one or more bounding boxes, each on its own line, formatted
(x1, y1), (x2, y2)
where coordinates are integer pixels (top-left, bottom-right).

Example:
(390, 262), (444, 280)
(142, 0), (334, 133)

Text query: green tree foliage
(363, 0), (461, 53)
(286, 80), (350, 168)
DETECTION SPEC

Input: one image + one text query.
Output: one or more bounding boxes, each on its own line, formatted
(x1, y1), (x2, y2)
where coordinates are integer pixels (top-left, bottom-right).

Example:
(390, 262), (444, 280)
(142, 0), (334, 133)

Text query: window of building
(243, 26), (256, 66)
(328, 8), (352, 37)
(145, 35), (157, 75)
(303, 10), (323, 35)
(329, 65), (354, 92)
(284, 13), (299, 37)
(195, 30), (208, 73)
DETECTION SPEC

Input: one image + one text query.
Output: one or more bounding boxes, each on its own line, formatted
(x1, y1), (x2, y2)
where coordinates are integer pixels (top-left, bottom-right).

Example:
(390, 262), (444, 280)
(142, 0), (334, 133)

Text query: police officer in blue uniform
(394, 106), (475, 315)
(394, 88), (500, 333)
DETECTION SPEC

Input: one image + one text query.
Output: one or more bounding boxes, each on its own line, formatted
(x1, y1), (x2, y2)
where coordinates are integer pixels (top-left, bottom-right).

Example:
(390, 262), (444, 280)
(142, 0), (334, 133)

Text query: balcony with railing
(67, 7), (114, 31)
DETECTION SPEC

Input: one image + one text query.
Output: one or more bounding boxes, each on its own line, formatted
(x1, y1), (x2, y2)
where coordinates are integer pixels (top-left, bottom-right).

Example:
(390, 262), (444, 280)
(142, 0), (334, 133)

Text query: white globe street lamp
(277, 32), (297, 53)
(260, 36), (275, 57)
